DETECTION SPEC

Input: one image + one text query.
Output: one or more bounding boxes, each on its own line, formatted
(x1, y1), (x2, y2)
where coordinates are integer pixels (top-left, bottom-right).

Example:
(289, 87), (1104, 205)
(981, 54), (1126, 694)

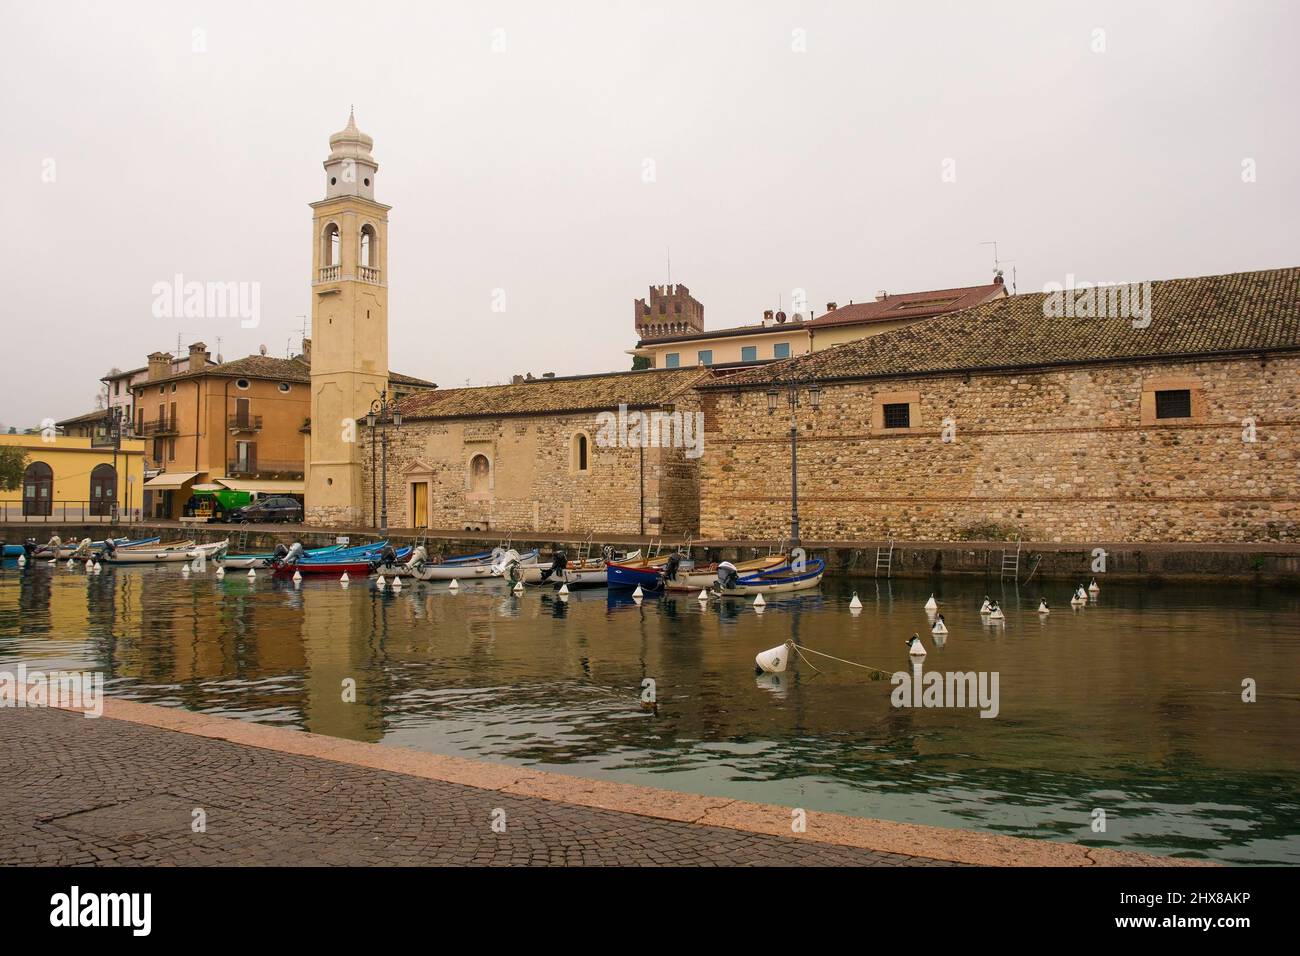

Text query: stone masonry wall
(361, 407), (700, 535)
(699, 353), (1300, 543)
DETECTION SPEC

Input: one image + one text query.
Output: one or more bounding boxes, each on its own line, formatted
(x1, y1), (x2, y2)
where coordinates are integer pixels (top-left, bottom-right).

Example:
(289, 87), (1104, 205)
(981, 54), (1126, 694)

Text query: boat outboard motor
(23, 539), (37, 558)
(271, 543), (290, 565)
(660, 553), (682, 582)
(540, 551), (568, 584)
(102, 539), (117, 557)
(407, 545), (428, 568)
(284, 542), (305, 566)
(716, 560), (739, 591)
(378, 545), (397, 568)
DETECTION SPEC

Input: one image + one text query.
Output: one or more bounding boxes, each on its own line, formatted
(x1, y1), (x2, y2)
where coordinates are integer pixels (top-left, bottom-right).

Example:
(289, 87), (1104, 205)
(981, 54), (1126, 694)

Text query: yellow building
(0, 433), (145, 523)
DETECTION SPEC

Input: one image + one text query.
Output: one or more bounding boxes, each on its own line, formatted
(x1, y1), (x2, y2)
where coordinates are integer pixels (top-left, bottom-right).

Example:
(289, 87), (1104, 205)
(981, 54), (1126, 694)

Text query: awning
(214, 478), (305, 495)
(142, 471), (200, 490)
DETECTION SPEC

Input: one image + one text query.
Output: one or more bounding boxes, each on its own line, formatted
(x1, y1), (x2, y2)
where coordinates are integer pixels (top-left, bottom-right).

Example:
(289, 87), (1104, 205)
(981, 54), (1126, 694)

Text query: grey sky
(2, 0), (1296, 427)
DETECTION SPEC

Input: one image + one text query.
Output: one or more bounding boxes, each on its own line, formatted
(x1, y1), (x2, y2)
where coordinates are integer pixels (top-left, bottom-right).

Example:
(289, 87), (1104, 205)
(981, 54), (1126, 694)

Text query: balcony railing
(227, 414), (263, 432)
(140, 417), (179, 436)
(318, 265), (340, 282)
(227, 459), (304, 478)
(359, 265), (381, 284)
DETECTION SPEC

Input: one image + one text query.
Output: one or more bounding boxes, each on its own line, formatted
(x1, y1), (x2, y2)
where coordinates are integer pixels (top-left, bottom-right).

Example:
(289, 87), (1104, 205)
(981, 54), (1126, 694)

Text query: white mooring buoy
(558, 583), (569, 595)
(93, 561), (102, 573)
(17, 555), (26, 567)
(932, 614), (948, 635)
(392, 575), (402, 591)
(755, 643), (789, 674)
(448, 578), (459, 591)
(293, 569), (303, 583)
(924, 594), (938, 611)
(513, 580), (524, 593)
(907, 634), (927, 657)
(66, 559), (74, 570)
(340, 572), (350, 586)
(697, 589), (709, 601)
(181, 563), (191, 575)
(247, 567), (257, 579)
(633, 584), (644, 598)
(1038, 599), (1050, 614)
(376, 575), (386, 590)
(216, 565), (226, 577)
(849, 592), (863, 610)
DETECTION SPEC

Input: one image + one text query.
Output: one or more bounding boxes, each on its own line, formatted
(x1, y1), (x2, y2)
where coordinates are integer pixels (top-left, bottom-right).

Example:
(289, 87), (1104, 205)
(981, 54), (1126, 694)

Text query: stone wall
(699, 353), (1300, 543)
(360, 407), (701, 535)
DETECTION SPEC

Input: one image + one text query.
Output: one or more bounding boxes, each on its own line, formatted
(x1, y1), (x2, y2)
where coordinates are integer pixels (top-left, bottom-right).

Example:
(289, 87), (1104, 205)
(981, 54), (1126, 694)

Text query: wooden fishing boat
(271, 558), (373, 578)
(712, 558), (825, 596)
(220, 544), (343, 570)
(101, 539), (228, 564)
(606, 553), (687, 591)
(411, 548), (539, 582)
(663, 554), (788, 591)
(504, 549), (642, 587)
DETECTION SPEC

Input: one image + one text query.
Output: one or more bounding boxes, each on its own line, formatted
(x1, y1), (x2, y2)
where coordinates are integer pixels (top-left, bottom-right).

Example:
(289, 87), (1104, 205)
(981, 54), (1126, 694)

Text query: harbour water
(2, 560), (1297, 864)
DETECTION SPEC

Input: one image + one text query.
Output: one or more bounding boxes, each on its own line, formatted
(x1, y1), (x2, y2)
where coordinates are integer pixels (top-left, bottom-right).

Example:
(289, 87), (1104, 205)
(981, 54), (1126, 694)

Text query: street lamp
(368, 390), (402, 532)
(100, 406), (123, 525)
(766, 377), (821, 550)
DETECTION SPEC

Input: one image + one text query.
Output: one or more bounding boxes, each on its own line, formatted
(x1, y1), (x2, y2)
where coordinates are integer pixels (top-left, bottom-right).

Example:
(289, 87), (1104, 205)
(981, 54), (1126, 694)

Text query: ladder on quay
(1000, 540), (1021, 581)
(875, 540), (894, 578)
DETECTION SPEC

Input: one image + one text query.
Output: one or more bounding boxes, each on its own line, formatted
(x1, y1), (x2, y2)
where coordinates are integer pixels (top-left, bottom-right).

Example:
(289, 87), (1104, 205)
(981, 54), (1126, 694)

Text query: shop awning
(142, 471), (200, 490)
(214, 478), (305, 495)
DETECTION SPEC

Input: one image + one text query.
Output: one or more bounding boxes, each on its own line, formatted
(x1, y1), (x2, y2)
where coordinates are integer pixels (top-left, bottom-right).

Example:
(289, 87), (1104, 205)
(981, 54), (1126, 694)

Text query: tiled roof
(807, 281), (1007, 328)
(398, 367), (711, 420)
(55, 409), (112, 427)
(637, 319), (810, 347)
(132, 354), (434, 390)
(709, 267), (1300, 388)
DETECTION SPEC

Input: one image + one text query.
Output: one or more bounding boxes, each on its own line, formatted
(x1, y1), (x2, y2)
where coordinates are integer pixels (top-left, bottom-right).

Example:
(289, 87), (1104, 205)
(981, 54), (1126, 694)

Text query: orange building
(130, 340), (431, 518)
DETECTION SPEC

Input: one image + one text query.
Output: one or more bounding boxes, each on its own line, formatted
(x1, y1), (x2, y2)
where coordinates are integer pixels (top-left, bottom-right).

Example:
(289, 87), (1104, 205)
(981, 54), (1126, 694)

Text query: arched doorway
(90, 463), (117, 517)
(469, 455), (490, 494)
(22, 461), (52, 516)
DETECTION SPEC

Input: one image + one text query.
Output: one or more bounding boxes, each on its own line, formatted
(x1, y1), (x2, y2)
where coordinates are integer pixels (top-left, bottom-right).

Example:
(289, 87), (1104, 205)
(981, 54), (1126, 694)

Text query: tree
(0, 445), (28, 492)
(631, 355), (652, 371)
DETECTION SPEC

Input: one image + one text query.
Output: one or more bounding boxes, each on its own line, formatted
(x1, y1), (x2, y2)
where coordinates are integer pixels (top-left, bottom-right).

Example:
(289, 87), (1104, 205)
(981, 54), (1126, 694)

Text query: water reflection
(2, 559), (1298, 863)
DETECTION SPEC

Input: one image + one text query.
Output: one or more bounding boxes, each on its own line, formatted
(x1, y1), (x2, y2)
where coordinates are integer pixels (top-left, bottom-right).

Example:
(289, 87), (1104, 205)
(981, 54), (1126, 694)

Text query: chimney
(301, 337), (312, 363)
(511, 374), (525, 385)
(875, 290), (889, 301)
(187, 341), (210, 371)
(763, 309), (774, 326)
(825, 302), (837, 312)
(147, 351), (173, 381)
(542, 372), (556, 379)
(993, 272), (1004, 286)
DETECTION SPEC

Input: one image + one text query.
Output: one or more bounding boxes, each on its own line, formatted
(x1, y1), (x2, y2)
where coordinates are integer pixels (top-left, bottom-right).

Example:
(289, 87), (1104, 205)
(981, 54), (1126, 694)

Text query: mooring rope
(787, 641), (894, 680)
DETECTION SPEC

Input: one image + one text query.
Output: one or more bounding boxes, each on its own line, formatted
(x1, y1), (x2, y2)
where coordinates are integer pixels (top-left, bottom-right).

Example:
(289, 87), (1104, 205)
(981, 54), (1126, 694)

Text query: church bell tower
(305, 110), (391, 526)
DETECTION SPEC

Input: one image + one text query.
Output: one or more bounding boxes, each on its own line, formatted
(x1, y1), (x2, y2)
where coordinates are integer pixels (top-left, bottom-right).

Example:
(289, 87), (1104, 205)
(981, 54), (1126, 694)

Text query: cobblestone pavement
(0, 707), (957, 866)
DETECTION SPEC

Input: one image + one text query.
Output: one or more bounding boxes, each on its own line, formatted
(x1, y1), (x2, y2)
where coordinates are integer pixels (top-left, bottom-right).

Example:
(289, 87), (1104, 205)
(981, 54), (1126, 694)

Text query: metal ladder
(875, 539), (894, 578)
(236, 527), (249, 553)
(1000, 540), (1021, 581)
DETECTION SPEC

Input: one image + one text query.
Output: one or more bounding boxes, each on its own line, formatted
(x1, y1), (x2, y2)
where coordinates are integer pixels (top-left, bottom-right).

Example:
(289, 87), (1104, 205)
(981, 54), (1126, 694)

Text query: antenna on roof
(666, 246), (671, 286)
(980, 240), (1016, 292)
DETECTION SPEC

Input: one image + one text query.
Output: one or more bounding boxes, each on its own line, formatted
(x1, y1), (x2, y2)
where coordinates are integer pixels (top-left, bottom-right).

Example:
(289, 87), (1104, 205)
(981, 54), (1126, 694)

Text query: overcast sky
(2, 0), (1296, 427)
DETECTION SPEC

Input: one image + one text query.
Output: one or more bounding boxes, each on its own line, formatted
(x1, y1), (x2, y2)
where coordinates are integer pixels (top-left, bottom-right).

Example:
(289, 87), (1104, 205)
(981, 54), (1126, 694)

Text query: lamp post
(367, 390), (402, 532)
(766, 378), (821, 551)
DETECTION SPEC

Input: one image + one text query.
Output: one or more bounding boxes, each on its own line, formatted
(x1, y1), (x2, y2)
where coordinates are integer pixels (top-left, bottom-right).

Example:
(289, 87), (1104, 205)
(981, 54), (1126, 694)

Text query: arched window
(22, 461), (52, 516)
(571, 432), (590, 474)
(359, 225), (376, 268)
(469, 454), (490, 494)
(90, 463), (117, 516)
(322, 223), (341, 267)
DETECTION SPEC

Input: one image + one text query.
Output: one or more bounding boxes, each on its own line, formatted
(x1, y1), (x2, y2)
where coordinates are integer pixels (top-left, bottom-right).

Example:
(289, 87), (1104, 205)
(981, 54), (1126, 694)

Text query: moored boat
(712, 558), (825, 597)
(101, 539), (229, 564)
(606, 553), (686, 591)
(412, 548), (540, 582)
(663, 553), (788, 591)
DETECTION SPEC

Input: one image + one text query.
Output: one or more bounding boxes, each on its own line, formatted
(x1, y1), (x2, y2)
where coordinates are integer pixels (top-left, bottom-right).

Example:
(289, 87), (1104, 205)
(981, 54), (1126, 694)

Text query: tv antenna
(980, 240), (1017, 293)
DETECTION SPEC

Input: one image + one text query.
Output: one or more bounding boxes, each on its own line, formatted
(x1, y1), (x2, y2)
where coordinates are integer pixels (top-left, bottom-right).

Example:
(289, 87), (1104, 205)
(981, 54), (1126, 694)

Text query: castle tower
(305, 110), (391, 526)
(634, 284), (704, 340)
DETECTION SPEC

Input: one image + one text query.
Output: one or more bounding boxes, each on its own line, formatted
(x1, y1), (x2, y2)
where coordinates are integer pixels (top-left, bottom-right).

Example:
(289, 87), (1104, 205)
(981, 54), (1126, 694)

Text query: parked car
(231, 496), (303, 524)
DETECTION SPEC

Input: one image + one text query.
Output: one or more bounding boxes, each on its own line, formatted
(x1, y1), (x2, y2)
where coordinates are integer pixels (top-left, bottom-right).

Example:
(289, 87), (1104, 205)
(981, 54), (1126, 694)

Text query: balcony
(359, 265), (381, 284)
(228, 414), (263, 433)
(227, 459), (304, 478)
(318, 265), (340, 282)
(140, 417), (179, 437)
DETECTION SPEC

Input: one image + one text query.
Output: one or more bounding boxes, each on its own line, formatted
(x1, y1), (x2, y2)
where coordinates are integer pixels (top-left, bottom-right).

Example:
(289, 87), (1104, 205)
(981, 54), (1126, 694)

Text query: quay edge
(4, 521), (1299, 585)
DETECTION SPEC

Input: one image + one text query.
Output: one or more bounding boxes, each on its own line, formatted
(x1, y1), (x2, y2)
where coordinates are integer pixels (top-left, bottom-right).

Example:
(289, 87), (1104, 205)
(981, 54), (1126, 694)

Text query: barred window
(1154, 389), (1192, 419)
(882, 402), (911, 429)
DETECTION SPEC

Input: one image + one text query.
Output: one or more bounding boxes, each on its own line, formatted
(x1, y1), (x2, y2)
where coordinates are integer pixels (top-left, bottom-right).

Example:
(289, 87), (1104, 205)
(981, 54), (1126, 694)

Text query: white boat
(503, 549), (641, 587)
(102, 539), (228, 564)
(413, 548), (539, 582)
(664, 554), (787, 591)
(712, 559), (825, 597)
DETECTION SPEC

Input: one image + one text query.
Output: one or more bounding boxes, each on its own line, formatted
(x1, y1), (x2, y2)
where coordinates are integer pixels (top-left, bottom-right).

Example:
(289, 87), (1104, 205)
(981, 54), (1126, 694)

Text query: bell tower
(305, 110), (391, 526)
